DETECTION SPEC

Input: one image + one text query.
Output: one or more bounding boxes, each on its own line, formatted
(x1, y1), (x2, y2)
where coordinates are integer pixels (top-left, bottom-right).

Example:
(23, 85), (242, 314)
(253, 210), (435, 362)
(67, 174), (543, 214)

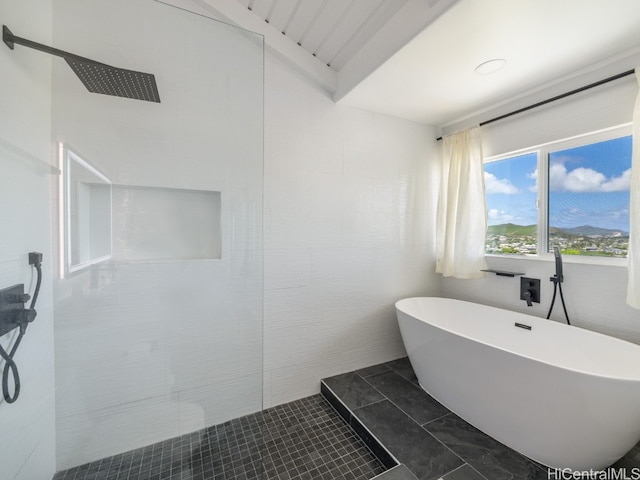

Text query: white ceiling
(199, 0), (640, 127)
(339, 0), (640, 126)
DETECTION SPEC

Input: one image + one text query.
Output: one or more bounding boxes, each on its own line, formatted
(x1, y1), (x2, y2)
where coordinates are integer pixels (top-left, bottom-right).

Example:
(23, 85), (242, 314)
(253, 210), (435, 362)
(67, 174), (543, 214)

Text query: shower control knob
(5, 293), (30, 304)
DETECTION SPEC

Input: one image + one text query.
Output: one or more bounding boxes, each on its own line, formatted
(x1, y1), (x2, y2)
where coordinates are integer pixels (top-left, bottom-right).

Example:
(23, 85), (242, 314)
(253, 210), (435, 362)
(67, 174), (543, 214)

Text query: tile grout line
(355, 364), (392, 379)
(420, 411), (453, 427)
(370, 464), (417, 480)
(443, 463), (489, 480)
(405, 371), (553, 476)
(419, 407), (547, 479)
(358, 370), (469, 475)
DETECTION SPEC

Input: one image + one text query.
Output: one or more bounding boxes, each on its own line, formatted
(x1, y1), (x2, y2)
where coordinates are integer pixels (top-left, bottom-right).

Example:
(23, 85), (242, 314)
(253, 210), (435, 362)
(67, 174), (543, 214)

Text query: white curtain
(627, 68), (640, 308)
(436, 127), (487, 278)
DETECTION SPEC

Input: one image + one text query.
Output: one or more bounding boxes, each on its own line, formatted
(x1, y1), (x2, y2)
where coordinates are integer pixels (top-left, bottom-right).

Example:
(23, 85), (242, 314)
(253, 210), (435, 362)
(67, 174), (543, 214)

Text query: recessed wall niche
(112, 185), (221, 261)
(64, 147), (113, 274)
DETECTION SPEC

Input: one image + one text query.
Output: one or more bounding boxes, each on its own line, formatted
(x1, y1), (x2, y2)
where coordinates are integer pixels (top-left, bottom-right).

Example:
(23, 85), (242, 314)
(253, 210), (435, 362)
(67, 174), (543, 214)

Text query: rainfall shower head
(64, 58), (160, 102)
(3, 25), (160, 103)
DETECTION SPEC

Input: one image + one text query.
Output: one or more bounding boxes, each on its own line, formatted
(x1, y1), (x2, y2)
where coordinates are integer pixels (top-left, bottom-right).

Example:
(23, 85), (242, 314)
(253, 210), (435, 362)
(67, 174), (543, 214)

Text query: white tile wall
(51, 0), (264, 470)
(262, 53), (441, 408)
(0, 1), (56, 479)
(155, 0), (442, 412)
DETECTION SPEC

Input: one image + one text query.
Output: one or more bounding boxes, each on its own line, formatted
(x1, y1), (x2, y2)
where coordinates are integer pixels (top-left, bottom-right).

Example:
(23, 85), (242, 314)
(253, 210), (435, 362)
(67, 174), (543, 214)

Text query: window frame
(484, 123), (632, 266)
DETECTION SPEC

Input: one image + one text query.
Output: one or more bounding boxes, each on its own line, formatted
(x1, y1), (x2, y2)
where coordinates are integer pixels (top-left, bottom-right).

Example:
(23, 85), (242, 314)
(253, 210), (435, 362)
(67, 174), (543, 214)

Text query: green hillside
(487, 223), (536, 236)
(487, 223), (626, 237)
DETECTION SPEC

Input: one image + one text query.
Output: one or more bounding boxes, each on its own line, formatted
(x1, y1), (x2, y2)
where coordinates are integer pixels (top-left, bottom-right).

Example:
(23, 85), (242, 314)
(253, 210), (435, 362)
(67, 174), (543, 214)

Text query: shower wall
(51, 0), (263, 470)
(0, 1), (56, 479)
(262, 53), (440, 407)
(163, 0), (441, 408)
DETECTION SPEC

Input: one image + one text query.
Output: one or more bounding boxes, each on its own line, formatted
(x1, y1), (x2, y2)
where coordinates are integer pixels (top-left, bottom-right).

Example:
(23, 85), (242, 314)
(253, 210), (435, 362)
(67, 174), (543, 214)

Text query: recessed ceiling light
(475, 59), (507, 75)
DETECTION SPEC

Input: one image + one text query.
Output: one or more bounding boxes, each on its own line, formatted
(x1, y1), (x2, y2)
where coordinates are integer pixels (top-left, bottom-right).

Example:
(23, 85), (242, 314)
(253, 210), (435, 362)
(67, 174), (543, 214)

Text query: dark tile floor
(53, 394), (386, 480)
(322, 357), (640, 480)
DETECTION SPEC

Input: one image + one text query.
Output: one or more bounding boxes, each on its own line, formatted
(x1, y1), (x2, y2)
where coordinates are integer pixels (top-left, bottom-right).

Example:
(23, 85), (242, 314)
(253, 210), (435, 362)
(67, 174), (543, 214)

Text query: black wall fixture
(0, 252), (43, 404)
(3, 25), (160, 103)
(520, 277), (540, 307)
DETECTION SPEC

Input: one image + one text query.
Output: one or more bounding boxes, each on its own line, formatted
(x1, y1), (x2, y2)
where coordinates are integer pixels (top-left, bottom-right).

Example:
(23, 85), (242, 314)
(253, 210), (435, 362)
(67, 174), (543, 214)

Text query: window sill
(485, 253), (627, 268)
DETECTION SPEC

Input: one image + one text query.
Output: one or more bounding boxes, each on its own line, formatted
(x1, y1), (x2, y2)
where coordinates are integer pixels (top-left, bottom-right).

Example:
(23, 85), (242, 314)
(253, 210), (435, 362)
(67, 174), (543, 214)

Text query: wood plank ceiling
(235, 0), (407, 71)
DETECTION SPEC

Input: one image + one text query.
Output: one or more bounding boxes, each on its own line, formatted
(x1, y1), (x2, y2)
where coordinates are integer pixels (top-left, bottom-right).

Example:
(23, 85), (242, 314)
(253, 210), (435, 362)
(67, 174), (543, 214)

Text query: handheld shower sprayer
(553, 246), (563, 283)
(547, 247), (570, 325)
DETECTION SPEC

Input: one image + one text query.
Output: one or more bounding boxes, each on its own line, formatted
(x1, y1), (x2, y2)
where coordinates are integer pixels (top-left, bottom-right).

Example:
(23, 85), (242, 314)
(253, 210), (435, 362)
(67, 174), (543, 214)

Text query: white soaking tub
(395, 296), (640, 471)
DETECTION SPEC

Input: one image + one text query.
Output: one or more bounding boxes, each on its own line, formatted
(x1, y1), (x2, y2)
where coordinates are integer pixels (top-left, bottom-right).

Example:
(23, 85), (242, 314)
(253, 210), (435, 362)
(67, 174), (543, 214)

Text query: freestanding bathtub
(396, 296), (640, 471)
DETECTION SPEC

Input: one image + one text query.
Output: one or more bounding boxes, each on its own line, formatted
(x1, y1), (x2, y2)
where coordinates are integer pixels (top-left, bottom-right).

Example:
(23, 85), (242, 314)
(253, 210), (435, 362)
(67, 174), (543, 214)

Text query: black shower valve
(2, 293), (31, 304)
(0, 284), (30, 307)
(0, 307), (36, 337)
(6, 308), (36, 325)
(20, 308), (36, 324)
(0, 284), (34, 337)
(520, 277), (541, 305)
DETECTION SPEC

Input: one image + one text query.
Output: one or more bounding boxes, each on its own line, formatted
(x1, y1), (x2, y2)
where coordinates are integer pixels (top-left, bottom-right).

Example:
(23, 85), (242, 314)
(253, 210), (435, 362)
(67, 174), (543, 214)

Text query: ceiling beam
(197, 0), (337, 94)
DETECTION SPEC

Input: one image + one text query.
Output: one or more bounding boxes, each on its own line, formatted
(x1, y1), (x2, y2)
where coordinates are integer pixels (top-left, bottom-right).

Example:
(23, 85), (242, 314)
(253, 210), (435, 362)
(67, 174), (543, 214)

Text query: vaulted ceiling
(194, 0), (458, 103)
(192, 0), (640, 127)
(235, 0), (408, 71)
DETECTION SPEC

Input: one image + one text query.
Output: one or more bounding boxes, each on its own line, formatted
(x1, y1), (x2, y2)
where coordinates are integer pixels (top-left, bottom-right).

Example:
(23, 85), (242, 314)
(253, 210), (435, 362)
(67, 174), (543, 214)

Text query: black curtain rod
(436, 69), (636, 141)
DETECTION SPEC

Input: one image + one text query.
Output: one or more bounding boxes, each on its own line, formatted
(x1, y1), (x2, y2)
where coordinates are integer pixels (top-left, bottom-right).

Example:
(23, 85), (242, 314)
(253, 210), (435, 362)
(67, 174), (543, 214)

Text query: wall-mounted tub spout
(520, 277), (540, 307)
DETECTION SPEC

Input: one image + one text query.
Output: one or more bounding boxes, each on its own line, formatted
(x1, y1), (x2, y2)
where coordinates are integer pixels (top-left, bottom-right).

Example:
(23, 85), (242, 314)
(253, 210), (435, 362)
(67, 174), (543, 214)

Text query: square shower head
(65, 58), (161, 103)
(4, 24), (161, 103)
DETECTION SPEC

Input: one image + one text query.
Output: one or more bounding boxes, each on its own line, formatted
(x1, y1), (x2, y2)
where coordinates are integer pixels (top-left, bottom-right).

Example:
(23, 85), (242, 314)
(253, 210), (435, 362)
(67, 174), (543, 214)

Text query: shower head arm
(3, 24), (161, 103)
(3, 25), (103, 67)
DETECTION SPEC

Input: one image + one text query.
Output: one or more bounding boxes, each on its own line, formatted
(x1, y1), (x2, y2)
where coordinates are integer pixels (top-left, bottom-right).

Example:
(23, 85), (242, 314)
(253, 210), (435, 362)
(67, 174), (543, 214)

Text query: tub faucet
(522, 290), (533, 307)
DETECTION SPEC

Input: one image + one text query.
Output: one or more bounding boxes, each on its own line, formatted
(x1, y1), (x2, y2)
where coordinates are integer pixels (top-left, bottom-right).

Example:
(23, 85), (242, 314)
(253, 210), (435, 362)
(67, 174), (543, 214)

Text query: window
(548, 135), (631, 257)
(485, 153), (538, 255)
(484, 126), (632, 259)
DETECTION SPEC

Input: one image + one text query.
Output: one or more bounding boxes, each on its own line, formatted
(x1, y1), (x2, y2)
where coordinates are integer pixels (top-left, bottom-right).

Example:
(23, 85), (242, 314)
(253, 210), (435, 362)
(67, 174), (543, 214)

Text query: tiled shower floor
(50, 357), (640, 480)
(53, 395), (386, 480)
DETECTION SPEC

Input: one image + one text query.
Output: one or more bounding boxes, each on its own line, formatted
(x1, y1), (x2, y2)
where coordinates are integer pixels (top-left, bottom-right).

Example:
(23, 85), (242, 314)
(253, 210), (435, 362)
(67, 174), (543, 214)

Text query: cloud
(610, 208), (630, 219)
(602, 169), (631, 192)
(549, 162), (630, 192)
(563, 167), (606, 192)
(484, 172), (519, 194)
(528, 168), (538, 192)
(488, 208), (515, 223)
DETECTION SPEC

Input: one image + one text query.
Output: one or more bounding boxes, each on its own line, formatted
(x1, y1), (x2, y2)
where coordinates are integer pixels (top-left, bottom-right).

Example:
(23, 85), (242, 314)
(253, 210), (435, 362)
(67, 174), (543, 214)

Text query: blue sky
(484, 135), (632, 231)
(484, 152), (537, 226)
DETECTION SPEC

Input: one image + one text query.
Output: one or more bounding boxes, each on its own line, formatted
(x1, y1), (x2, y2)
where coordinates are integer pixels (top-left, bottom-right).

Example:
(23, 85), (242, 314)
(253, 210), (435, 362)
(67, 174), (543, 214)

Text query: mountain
(487, 223), (536, 236)
(550, 225), (628, 236)
(487, 223), (627, 237)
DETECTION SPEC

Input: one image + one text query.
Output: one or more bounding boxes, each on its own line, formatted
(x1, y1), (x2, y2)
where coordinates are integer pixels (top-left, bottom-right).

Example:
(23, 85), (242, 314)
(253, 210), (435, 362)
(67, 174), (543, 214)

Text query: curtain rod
(436, 68), (636, 141)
